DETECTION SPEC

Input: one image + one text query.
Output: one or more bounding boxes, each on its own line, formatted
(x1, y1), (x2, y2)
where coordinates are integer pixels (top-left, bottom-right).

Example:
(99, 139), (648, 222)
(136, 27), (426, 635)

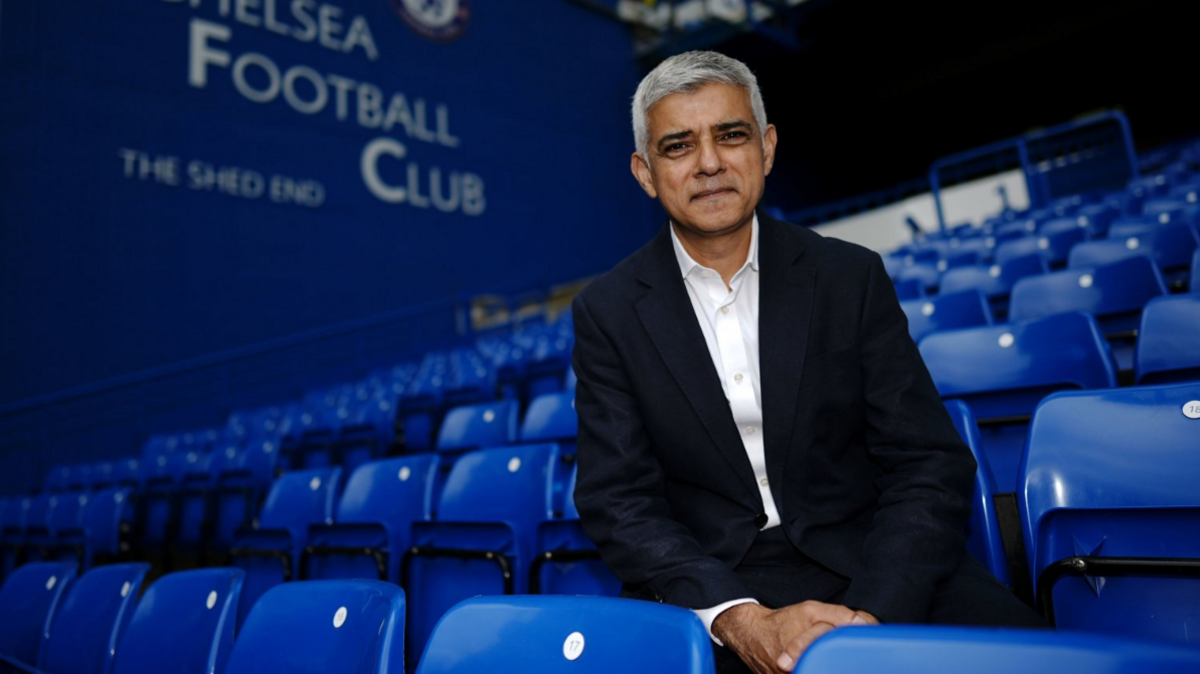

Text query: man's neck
(672, 218), (754, 289)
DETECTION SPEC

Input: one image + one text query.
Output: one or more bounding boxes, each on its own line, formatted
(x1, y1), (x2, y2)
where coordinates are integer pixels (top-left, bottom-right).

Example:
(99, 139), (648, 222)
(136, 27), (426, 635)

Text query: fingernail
(851, 615), (867, 625)
(777, 654), (794, 671)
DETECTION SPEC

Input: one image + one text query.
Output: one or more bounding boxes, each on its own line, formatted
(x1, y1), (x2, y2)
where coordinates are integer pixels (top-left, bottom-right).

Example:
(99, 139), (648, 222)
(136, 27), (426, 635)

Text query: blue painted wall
(0, 0), (657, 406)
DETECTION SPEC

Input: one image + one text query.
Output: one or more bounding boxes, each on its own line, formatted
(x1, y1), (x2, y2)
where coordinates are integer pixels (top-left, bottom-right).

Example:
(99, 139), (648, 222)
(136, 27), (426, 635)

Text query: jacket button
(754, 513), (769, 528)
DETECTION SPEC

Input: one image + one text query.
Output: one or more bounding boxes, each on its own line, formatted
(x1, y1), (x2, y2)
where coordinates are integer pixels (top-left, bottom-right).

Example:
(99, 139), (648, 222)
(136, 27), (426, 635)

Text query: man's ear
(631, 152), (658, 199)
(762, 124), (778, 177)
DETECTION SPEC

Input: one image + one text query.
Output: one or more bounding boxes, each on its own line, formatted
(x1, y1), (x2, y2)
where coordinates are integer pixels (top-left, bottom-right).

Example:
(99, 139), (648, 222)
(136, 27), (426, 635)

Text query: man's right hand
(711, 601), (860, 673)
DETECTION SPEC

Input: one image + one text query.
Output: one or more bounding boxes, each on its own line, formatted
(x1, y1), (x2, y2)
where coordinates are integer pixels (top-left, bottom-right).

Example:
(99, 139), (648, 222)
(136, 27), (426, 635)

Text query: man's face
(632, 82), (777, 238)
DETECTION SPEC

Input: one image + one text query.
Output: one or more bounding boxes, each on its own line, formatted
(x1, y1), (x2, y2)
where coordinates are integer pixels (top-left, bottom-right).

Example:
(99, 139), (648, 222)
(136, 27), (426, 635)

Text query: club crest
(391, 0), (471, 41)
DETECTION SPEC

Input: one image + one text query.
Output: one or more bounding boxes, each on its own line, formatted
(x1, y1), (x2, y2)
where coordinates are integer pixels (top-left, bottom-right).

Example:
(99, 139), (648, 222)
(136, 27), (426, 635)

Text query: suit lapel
(634, 226), (760, 500)
(758, 215), (815, 516)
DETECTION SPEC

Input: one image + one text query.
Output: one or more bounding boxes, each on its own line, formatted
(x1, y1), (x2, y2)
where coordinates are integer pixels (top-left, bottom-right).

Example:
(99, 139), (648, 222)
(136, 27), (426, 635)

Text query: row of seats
(952, 381), (1200, 647)
(5, 560), (1200, 674)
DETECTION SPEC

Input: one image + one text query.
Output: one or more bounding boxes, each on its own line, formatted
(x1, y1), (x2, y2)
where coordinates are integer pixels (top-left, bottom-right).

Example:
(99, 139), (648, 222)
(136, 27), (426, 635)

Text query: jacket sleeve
(571, 291), (754, 609)
(840, 252), (978, 623)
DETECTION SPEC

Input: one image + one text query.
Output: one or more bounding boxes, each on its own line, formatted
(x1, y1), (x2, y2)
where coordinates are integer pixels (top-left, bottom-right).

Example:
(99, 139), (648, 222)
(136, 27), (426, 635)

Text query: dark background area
(687, 0), (1198, 212)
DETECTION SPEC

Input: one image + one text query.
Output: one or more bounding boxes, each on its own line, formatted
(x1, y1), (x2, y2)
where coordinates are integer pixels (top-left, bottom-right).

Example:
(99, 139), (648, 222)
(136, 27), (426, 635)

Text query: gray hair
(632, 50), (768, 162)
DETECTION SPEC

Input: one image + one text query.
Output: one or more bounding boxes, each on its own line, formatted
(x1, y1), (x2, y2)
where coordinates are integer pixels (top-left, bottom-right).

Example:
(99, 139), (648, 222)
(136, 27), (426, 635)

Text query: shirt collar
(670, 213), (760, 279)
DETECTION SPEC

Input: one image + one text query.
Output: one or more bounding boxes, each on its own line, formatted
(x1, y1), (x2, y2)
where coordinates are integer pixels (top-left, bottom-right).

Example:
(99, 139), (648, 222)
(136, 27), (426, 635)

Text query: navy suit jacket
(571, 213), (977, 623)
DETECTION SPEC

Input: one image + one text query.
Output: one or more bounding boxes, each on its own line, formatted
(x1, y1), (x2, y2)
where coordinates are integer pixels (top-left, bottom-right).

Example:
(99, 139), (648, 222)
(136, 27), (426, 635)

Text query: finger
(800, 601), (857, 628)
(776, 622), (835, 672)
(851, 610), (879, 625)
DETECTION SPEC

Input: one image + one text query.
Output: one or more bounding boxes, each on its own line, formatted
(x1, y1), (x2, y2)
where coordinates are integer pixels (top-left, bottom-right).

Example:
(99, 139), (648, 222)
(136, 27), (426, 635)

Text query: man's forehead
(646, 82), (755, 136)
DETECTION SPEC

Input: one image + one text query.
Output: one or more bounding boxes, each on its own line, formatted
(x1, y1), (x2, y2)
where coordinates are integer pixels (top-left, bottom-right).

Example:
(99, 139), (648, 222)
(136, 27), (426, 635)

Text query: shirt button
(746, 426), (756, 435)
(759, 476), (769, 487)
(720, 306), (729, 315)
(733, 373), (744, 383)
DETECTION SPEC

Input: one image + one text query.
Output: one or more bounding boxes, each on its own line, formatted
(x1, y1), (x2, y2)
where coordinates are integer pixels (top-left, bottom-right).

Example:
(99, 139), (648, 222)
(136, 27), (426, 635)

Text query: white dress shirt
(670, 215), (780, 644)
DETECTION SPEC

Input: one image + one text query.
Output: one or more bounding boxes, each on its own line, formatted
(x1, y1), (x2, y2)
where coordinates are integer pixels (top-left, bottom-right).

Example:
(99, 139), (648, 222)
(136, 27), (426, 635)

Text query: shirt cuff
(693, 598), (760, 646)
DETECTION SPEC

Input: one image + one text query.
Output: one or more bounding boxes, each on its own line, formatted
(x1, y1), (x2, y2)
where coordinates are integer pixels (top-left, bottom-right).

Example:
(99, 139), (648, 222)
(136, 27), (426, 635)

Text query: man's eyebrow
(656, 130), (694, 149)
(714, 120), (753, 133)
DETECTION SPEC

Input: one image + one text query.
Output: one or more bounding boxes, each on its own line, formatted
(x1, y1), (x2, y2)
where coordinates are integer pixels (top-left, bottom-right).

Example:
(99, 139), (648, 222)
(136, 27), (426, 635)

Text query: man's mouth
(692, 188), (734, 200)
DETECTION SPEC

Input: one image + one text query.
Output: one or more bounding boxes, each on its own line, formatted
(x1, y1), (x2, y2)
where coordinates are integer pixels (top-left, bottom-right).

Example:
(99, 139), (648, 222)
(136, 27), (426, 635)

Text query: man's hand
(712, 601), (867, 674)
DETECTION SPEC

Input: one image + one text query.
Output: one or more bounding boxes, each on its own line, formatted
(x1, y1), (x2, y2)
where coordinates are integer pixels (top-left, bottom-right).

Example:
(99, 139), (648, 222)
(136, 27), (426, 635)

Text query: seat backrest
(44, 465), (74, 494)
(1021, 382), (1200, 580)
(83, 488), (136, 558)
(112, 568), (244, 674)
(225, 580), (404, 674)
(437, 444), (558, 526)
(1008, 255), (1167, 324)
(258, 468), (342, 537)
(435, 400), (519, 453)
(337, 456), (436, 525)
(48, 492), (91, 534)
(39, 562), (150, 674)
(415, 595), (714, 674)
(520, 392), (577, 444)
(793, 625), (1200, 673)
(900, 290), (992, 344)
(1068, 223), (1199, 271)
(919, 312), (1117, 419)
(0, 561), (77, 665)
(942, 401), (1008, 587)
(22, 494), (54, 533)
(1135, 294), (1200, 384)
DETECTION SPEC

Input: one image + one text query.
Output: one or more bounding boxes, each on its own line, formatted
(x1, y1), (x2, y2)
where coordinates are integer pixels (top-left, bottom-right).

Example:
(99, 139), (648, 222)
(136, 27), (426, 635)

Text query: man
(571, 51), (1044, 674)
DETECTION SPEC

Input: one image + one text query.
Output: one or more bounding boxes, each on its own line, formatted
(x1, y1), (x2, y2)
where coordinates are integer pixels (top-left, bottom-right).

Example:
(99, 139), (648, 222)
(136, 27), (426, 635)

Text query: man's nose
(694, 138), (724, 176)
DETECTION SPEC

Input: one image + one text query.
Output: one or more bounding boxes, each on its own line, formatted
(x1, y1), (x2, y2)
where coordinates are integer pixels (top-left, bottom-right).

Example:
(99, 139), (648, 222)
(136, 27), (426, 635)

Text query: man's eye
(664, 143), (689, 154)
(721, 131), (748, 141)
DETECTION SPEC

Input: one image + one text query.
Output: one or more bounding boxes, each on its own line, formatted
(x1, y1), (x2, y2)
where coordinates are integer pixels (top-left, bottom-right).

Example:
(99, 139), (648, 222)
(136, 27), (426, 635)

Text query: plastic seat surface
(1191, 248), (1199, 293)
(1009, 256), (1166, 326)
(942, 401), (1008, 587)
(112, 568), (244, 674)
(919, 313), (1117, 491)
(435, 399), (519, 453)
(0, 561), (77, 667)
(39, 562), (150, 674)
(1020, 383), (1200, 643)
(938, 254), (1046, 318)
(1135, 294), (1200, 384)
(405, 444), (559, 668)
(793, 625), (1200, 673)
(232, 467), (341, 628)
(415, 595), (715, 674)
(901, 290), (992, 344)
(225, 580), (404, 674)
(533, 466), (621, 597)
(304, 456), (435, 583)
(1068, 222), (1198, 274)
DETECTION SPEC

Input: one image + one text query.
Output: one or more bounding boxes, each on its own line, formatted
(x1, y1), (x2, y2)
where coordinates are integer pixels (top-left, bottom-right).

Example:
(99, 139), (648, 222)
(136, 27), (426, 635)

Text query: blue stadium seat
(43, 465), (74, 494)
(1009, 256), (1167, 374)
(520, 391), (581, 515)
(303, 455), (436, 583)
(208, 438), (281, 553)
(1135, 294), (1200, 384)
(33, 492), (92, 567)
(37, 562), (150, 674)
(531, 466), (620, 596)
(919, 313), (1117, 492)
(793, 625), (1200, 673)
(994, 227), (1085, 270)
(415, 595), (715, 674)
(225, 580), (405, 674)
(1068, 222), (1199, 289)
(436, 399), (519, 454)
(938, 253), (1047, 319)
(77, 488), (136, 570)
(942, 401), (1009, 588)
(895, 262), (940, 294)
(1021, 383), (1200, 643)
(230, 467), (341, 628)
(0, 561), (77, 669)
(403, 444), (559, 669)
(112, 568), (244, 674)
(1074, 203), (1119, 238)
(900, 290), (992, 344)
(2, 494), (54, 569)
